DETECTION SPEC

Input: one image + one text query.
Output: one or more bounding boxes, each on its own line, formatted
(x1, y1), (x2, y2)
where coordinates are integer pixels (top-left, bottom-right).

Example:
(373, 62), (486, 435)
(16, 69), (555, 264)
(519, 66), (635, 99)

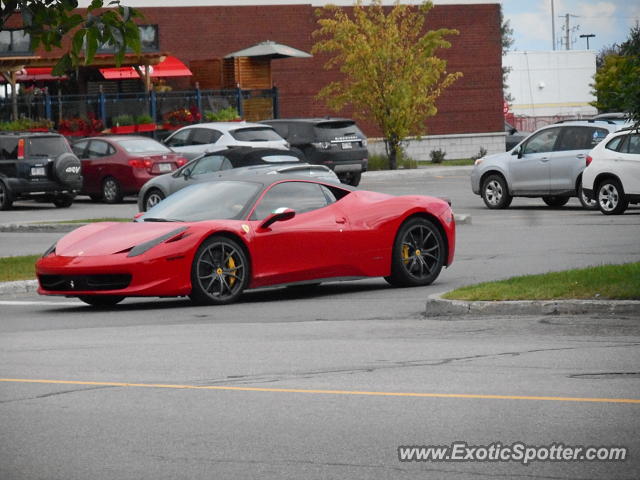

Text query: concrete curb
(425, 292), (640, 317)
(363, 165), (473, 179)
(0, 280), (39, 295)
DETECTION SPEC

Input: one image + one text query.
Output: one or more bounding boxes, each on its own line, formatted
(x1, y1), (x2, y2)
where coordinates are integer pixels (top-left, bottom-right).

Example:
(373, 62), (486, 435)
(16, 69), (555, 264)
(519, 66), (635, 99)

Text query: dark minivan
(0, 132), (82, 210)
(261, 118), (368, 186)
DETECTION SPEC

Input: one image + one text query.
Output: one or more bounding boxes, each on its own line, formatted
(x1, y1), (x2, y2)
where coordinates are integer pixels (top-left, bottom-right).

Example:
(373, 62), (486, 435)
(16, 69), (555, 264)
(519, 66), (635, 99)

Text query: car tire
(384, 217), (445, 287)
(578, 180), (597, 210)
(597, 178), (628, 215)
(0, 180), (13, 210)
(78, 295), (125, 307)
(338, 171), (362, 187)
(53, 195), (73, 208)
(144, 188), (165, 211)
(189, 235), (250, 305)
(102, 177), (123, 204)
(481, 174), (512, 209)
(542, 196), (570, 207)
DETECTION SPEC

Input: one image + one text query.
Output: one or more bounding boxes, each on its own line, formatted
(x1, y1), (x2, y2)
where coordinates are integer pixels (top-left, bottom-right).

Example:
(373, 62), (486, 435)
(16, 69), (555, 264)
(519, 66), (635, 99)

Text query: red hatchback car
(71, 136), (188, 203)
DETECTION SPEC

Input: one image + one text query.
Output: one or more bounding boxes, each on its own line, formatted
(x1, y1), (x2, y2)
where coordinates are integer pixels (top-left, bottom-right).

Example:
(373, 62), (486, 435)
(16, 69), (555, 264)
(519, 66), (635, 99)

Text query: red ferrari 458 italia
(36, 176), (455, 306)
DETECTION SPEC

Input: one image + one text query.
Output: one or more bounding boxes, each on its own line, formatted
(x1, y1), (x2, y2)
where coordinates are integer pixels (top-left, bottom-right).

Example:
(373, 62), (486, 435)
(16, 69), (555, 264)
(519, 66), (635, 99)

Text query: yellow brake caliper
(402, 245), (410, 265)
(227, 256), (237, 287)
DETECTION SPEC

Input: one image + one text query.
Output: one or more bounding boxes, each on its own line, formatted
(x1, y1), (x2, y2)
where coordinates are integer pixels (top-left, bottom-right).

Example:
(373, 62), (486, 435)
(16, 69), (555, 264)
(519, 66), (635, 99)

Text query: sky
(501, 0), (640, 52)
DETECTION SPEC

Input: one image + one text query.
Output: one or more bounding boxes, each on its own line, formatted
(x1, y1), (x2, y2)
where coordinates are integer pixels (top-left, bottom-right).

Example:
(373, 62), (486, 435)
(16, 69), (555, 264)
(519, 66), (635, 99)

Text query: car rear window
(313, 121), (364, 141)
(115, 138), (172, 154)
(26, 136), (70, 157)
(231, 127), (283, 142)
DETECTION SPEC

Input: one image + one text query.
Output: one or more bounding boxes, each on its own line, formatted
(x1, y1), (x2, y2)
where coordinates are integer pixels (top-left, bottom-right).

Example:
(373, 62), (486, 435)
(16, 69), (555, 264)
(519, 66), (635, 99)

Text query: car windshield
(139, 181), (262, 222)
(26, 136), (69, 157)
(231, 127), (284, 142)
(115, 138), (172, 154)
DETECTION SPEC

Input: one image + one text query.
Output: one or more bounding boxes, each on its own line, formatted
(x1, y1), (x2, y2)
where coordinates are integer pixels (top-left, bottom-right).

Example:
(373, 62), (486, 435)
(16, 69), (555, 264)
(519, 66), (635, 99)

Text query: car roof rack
(554, 119), (617, 125)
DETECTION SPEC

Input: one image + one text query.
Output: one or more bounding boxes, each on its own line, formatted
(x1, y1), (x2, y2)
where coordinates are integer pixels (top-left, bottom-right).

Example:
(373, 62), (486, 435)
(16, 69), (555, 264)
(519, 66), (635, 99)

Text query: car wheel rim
(485, 180), (502, 205)
(400, 224), (440, 279)
(599, 184), (618, 211)
(0, 184), (5, 204)
(103, 180), (117, 202)
(146, 192), (163, 210)
(196, 241), (245, 300)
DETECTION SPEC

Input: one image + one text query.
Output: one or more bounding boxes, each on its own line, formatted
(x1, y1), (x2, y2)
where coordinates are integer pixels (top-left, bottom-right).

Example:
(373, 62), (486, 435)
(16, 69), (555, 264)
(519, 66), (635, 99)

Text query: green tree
(592, 25), (640, 126)
(500, 5), (514, 104)
(312, 0), (461, 170)
(0, 1), (143, 75)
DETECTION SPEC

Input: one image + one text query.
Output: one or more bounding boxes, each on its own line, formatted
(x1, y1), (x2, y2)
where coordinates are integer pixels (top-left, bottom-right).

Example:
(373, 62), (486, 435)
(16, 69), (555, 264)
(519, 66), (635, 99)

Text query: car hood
(55, 222), (190, 257)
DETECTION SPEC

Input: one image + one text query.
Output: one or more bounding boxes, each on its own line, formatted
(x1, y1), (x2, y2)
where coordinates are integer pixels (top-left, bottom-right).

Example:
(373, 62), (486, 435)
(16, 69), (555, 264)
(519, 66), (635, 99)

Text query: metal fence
(0, 87), (279, 128)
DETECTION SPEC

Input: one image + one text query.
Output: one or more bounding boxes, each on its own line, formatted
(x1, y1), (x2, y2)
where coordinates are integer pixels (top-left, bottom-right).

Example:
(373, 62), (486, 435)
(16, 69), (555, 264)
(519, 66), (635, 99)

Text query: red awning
(99, 56), (192, 80)
(17, 67), (67, 81)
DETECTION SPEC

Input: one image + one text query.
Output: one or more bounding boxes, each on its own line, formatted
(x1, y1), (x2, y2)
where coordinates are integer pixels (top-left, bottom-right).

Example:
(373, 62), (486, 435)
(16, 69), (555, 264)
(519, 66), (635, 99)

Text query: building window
(0, 29), (32, 55)
(98, 25), (159, 53)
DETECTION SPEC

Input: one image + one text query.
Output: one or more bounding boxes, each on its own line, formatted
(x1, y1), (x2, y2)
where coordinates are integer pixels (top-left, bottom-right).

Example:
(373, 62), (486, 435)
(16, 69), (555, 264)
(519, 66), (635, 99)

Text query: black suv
(261, 118), (368, 186)
(0, 132), (82, 210)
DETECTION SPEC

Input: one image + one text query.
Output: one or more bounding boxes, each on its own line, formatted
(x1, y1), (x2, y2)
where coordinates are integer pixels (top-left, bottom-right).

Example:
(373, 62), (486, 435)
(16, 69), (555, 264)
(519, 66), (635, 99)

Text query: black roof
(261, 117), (356, 125)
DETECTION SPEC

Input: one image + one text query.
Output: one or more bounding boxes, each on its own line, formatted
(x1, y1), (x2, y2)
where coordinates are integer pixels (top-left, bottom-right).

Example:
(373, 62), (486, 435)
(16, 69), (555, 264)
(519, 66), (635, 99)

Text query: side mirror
(182, 167), (192, 179)
(260, 207), (296, 229)
(515, 146), (523, 158)
(509, 127), (517, 135)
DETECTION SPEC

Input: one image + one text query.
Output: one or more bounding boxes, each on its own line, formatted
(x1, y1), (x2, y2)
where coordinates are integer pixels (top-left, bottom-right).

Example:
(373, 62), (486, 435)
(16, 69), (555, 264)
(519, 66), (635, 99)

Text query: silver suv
(471, 120), (625, 209)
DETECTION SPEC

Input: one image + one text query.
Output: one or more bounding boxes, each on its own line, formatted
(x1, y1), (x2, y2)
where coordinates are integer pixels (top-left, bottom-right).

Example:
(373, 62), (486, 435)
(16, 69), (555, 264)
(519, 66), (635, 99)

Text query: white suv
(163, 122), (289, 159)
(582, 128), (640, 215)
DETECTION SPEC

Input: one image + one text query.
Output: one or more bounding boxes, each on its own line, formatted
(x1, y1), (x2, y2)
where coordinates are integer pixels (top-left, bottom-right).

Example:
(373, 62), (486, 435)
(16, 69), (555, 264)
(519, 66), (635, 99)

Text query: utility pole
(579, 33), (595, 50)
(560, 13), (579, 50)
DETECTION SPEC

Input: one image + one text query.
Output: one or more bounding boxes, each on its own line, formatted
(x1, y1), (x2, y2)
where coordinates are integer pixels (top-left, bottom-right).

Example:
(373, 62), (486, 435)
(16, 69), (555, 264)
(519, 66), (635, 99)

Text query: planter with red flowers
(162, 106), (201, 130)
(58, 115), (104, 137)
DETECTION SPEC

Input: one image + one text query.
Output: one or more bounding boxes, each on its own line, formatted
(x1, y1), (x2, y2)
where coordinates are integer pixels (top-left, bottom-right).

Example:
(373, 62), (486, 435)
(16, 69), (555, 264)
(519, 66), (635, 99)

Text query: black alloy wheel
(189, 236), (250, 305)
(385, 217), (445, 287)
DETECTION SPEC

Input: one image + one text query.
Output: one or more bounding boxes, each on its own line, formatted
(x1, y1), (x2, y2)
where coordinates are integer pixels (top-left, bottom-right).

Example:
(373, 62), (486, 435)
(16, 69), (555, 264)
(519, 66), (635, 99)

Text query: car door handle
(335, 217), (347, 224)
(540, 157), (549, 162)
(576, 154), (586, 159)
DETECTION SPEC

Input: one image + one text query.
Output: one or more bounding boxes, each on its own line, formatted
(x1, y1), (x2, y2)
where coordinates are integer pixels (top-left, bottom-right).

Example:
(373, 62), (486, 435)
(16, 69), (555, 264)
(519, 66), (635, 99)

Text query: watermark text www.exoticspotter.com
(398, 442), (628, 465)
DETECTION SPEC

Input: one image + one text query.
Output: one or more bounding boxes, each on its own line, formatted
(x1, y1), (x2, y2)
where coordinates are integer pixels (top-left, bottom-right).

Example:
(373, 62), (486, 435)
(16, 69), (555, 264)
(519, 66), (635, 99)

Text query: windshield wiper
(142, 217), (182, 222)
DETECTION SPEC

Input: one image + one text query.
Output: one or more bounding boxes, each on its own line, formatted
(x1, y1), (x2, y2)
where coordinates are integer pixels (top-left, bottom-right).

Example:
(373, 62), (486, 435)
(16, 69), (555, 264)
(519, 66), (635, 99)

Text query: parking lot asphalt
(1, 166), (639, 480)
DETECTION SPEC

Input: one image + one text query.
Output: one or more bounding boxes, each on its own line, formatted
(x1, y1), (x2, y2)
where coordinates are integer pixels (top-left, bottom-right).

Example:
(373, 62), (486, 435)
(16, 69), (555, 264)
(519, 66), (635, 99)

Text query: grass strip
(443, 263), (640, 301)
(0, 255), (40, 282)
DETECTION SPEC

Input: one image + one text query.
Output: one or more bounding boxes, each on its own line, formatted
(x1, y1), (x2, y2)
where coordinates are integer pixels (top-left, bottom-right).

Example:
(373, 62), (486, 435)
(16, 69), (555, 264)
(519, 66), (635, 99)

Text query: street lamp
(580, 34), (595, 49)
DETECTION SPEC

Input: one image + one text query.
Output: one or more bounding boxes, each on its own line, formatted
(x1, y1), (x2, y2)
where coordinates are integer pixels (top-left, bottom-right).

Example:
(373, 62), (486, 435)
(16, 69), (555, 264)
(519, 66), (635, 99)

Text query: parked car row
(472, 118), (639, 214)
(0, 118), (370, 210)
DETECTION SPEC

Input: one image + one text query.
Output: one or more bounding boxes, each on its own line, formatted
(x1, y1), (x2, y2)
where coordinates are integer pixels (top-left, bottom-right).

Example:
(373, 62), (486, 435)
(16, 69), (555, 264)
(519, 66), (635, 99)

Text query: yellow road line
(1, 378), (639, 404)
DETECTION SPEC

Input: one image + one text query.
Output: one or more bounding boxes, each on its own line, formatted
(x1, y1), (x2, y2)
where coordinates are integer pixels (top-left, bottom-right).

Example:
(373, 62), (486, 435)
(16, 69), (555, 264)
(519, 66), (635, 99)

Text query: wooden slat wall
(190, 59), (223, 89)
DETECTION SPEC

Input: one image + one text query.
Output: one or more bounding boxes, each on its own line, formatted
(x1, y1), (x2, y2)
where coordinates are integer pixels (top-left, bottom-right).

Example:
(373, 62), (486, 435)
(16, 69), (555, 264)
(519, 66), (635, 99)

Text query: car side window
(556, 127), (594, 151)
(87, 140), (112, 157)
(72, 140), (89, 158)
(625, 134), (640, 155)
(191, 155), (227, 175)
(252, 181), (329, 220)
(522, 128), (560, 154)
(191, 128), (221, 145)
(0, 138), (18, 159)
(165, 129), (191, 147)
(605, 136), (624, 152)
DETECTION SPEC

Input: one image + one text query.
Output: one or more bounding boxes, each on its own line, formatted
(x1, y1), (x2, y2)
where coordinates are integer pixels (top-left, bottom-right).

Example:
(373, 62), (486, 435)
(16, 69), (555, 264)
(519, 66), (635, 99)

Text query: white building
(504, 50), (597, 118)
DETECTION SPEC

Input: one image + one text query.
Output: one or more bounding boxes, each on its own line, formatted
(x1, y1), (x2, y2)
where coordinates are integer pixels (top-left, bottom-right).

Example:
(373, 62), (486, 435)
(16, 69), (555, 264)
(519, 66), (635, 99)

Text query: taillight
(586, 155), (592, 167)
(128, 158), (153, 170)
(176, 157), (187, 167)
(17, 138), (25, 160)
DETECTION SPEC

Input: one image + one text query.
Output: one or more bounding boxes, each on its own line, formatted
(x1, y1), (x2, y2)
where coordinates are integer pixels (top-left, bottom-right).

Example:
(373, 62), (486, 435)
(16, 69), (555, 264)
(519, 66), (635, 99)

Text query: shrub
(429, 148), (446, 163)
(367, 151), (417, 170)
(204, 107), (240, 122)
(472, 146), (488, 160)
(135, 114), (154, 125)
(0, 118), (53, 131)
(112, 114), (134, 126)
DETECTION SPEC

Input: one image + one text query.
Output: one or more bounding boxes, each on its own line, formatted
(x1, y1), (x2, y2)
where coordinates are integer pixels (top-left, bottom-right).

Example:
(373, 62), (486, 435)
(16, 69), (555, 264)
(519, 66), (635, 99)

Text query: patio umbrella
(224, 41), (312, 59)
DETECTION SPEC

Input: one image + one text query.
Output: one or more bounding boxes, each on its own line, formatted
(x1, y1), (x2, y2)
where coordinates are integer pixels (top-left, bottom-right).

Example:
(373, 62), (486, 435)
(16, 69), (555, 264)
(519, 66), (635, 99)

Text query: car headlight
(127, 227), (189, 258)
(474, 158), (484, 166)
